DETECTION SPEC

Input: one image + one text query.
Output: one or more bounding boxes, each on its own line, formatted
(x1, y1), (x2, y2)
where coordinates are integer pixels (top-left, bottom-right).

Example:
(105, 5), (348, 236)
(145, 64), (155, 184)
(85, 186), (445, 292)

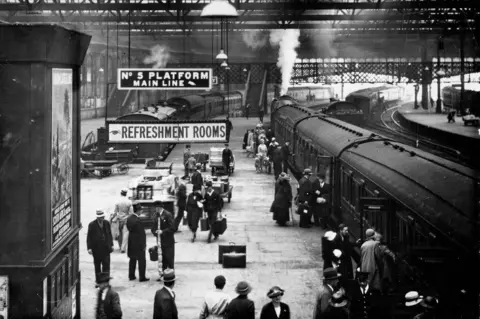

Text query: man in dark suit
(153, 269), (178, 319)
(191, 163), (204, 192)
(95, 272), (123, 319)
(204, 181), (223, 243)
(126, 203), (149, 282)
(334, 224), (355, 280)
(297, 168), (313, 205)
(348, 269), (384, 319)
(227, 281), (255, 319)
(312, 172), (331, 228)
(226, 116), (233, 142)
(183, 145), (192, 179)
(87, 209), (114, 282)
(281, 141), (291, 174)
(222, 144), (233, 176)
(151, 202), (176, 281)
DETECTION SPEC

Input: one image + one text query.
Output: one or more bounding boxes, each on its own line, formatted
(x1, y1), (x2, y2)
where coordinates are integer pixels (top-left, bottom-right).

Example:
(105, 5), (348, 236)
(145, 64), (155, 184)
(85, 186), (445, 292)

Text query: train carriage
(271, 103), (479, 315)
(346, 85), (405, 118)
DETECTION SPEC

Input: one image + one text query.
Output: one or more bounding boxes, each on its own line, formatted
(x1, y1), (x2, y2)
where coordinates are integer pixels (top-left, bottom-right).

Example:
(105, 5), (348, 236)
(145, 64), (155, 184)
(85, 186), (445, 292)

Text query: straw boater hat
(196, 163), (202, 168)
(303, 168), (312, 175)
(405, 291), (423, 307)
(267, 286), (285, 298)
(324, 231), (337, 241)
(96, 209), (105, 218)
(365, 229), (376, 240)
(322, 268), (341, 281)
(162, 269), (176, 282)
(329, 290), (348, 308)
(235, 281), (252, 295)
(333, 249), (342, 259)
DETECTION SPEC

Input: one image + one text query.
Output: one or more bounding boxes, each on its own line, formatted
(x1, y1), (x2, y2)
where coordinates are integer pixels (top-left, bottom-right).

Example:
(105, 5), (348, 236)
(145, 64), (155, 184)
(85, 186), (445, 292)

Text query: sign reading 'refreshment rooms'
(108, 121), (228, 143)
(117, 68), (212, 90)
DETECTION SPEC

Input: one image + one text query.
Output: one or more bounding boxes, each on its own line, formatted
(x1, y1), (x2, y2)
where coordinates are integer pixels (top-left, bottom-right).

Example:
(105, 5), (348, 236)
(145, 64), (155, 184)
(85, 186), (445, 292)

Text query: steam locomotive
(345, 85), (405, 118)
(271, 102), (479, 316)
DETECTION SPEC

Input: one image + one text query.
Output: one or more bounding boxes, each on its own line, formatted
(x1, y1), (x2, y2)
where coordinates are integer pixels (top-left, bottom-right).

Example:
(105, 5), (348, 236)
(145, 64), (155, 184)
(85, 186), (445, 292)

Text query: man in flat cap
(222, 144), (233, 176)
(111, 188), (132, 253)
(153, 269), (178, 319)
(191, 163), (204, 193)
(296, 168), (313, 207)
(87, 209), (114, 282)
(151, 202), (176, 280)
(360, 229), (381, 292)
(126, 203), (149, 282)
(95, 272), (122, 319)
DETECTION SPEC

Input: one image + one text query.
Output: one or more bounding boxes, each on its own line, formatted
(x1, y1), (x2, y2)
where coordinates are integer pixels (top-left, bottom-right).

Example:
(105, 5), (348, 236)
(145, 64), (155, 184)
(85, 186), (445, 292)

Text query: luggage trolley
(209, 147), (235, 175)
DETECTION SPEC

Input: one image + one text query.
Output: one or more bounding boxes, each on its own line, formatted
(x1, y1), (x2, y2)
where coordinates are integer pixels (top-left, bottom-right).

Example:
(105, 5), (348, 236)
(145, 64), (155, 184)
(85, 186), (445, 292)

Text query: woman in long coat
(186, 189), (203, 243)
(271, 173), (292, 226)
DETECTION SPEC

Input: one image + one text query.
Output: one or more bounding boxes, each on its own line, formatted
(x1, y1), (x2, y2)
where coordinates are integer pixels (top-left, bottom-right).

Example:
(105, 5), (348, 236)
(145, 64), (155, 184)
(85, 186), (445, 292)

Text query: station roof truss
(0, 0), (478, 37)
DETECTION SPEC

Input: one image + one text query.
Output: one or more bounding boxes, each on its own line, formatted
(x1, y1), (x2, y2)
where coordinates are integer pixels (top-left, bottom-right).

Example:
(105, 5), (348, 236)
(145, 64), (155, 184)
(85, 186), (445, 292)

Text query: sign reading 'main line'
(117, 68), (212, 90)
(107, 121), (228, 143)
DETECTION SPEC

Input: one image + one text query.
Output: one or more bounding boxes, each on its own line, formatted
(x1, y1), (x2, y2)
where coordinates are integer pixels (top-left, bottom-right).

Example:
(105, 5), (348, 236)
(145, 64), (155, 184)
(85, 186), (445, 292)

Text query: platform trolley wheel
(117, 163), (129, 174)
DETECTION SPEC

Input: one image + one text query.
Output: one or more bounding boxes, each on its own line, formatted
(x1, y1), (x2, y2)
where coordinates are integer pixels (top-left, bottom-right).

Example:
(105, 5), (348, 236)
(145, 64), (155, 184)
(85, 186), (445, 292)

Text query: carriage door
(316, 155), (334, 215)
(359, 197), (390, 241)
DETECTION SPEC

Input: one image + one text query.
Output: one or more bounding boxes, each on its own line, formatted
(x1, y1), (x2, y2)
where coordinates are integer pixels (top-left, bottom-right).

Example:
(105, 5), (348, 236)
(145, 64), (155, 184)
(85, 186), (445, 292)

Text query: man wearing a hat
(87, 209), (114, 282)
(204, 181), (223, 243)
(271, 141), (284, 180)
(413, 296), (438, 319)
(222, 143), (233, 176)
(226, 281), (255, 319)
(360, 229), (382, 292)
(151, 202), (176, 280)
(191, 163), (204, 192)
(199, 275), (231, 319)
(259, 286), (291, 319)
(296, 168), (313, 207)
(313, 268), (342, 319)
(401, 291), (424, 318)
(126, 203), (149, 282)
(281, 141), (291, 174)
(112, 188), (133, 253)
(311, 172), (331, 228)
(183, 145), (192, 179)
(348, 268), (383, 319)
(226, 115), (233, 141)
(153, 269), (178, 319)
(95, 272), (122, 319)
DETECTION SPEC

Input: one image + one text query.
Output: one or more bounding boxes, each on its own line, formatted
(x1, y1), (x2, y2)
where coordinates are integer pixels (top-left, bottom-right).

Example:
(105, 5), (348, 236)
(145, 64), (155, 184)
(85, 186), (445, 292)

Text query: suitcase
(200, 218), (210, 231)
(222, 253), (247, 268)
(218, 242), (246, 264)
(213, 217), (227, 235)
(219, 176), (229, 183)
(148, 245), (159, 262)
(182, 216), (188, 226)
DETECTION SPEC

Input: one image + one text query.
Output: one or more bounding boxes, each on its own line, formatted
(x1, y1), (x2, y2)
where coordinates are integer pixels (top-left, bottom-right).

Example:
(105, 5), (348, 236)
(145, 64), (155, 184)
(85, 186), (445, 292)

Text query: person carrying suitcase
(203, 181), (223, 243)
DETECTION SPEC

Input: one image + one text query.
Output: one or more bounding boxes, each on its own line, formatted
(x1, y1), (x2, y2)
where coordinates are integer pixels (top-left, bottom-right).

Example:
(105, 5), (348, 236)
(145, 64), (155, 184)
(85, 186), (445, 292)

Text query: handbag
(148, 245), (159, 261)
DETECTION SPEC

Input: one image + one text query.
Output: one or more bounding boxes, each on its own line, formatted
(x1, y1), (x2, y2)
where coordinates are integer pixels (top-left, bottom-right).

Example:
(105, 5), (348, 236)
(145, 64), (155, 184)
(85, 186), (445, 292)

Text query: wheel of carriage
(102, 169), (112, 177)
(117, 163), (129, 174)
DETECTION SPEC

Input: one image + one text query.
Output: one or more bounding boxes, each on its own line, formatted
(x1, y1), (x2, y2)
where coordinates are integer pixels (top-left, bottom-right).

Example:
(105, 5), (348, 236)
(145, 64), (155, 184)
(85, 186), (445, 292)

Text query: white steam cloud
(269, 29), (301, 96)
(242, 30), (268, 50)
(143, 44), (171, 68)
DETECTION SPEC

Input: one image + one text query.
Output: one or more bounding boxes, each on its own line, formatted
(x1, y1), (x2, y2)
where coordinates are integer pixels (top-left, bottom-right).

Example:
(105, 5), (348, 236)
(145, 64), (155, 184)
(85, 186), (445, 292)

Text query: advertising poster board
(0, 276), (8, 318)
(51, 69), (73, 249)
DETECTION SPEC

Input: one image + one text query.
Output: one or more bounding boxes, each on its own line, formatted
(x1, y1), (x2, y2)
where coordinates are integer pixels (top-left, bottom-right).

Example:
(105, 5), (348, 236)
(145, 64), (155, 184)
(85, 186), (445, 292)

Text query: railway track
(364, 106), (473, 167)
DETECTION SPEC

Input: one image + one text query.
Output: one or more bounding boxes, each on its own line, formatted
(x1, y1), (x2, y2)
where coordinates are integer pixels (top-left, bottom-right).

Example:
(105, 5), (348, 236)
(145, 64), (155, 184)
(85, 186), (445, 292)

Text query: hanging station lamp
(216, 49), (228, 61)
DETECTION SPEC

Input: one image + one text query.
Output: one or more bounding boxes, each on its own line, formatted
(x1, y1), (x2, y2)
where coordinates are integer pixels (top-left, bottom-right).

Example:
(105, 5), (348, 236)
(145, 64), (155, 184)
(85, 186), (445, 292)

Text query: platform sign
(107, 120), (228, 143)
(117, 68), (212, 90)
(0, 276), (8, 318)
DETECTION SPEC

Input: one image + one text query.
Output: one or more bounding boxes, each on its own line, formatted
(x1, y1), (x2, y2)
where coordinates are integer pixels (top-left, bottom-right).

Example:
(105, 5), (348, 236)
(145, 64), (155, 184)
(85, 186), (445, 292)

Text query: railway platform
(79, 117), (325, 319)
(396, 102), (480, 160)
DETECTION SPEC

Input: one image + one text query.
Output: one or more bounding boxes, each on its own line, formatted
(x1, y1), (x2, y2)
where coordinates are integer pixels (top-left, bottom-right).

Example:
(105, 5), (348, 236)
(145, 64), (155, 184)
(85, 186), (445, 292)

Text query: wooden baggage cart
(220, 185), (234, 203)
(192, 152), (209, 172)
(209, 147), (235, 175)
(145, 159), (173, 174)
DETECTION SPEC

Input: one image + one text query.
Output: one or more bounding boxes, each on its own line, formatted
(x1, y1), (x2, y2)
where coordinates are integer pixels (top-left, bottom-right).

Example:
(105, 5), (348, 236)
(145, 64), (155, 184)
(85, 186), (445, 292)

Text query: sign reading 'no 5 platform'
(117, 68), (212, 90)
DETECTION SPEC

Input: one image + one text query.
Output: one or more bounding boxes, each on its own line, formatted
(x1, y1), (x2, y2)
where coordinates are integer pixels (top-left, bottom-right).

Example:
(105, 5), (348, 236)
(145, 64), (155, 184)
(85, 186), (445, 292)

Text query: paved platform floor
(397, 102), (480, 139)
(79, 117), (325, 319)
